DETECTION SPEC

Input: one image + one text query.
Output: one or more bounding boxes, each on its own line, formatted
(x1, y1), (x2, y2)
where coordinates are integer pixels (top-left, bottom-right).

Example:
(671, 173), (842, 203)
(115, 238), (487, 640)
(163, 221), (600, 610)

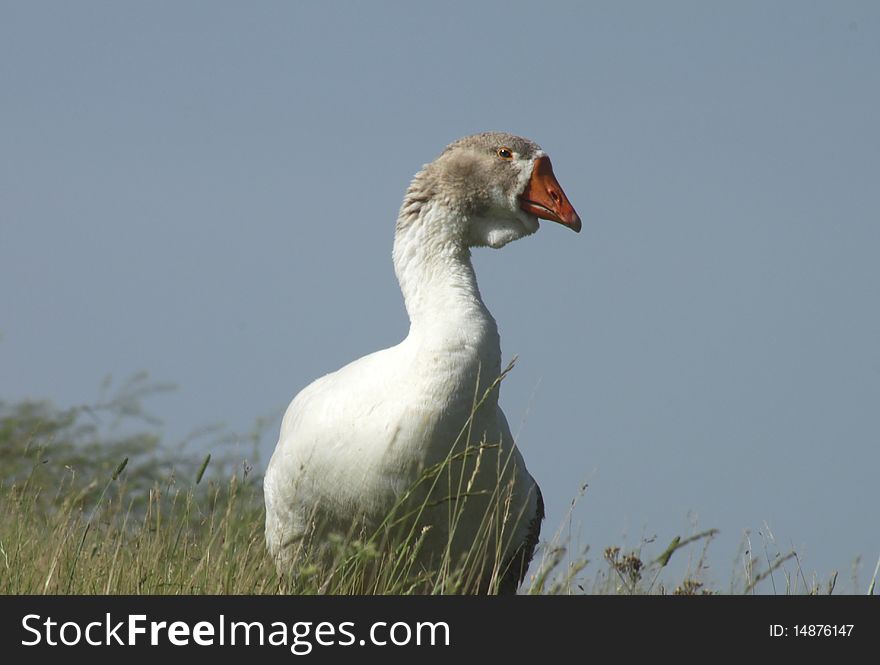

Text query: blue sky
(2, 1), (878, 591)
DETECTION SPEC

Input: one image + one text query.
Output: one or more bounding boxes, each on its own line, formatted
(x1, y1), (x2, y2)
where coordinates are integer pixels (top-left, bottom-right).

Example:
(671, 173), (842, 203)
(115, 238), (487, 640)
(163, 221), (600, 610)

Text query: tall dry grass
(1, 374), (864, 595)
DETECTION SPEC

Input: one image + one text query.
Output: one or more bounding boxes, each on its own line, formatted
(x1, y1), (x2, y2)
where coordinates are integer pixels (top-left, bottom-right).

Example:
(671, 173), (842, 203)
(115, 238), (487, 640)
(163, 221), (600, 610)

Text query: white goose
(264, 132), (580, 593)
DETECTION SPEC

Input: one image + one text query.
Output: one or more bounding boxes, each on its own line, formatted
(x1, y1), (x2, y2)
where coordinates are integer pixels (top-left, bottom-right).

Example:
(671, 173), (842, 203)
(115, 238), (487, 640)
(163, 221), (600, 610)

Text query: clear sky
(2, 1), (878, 592)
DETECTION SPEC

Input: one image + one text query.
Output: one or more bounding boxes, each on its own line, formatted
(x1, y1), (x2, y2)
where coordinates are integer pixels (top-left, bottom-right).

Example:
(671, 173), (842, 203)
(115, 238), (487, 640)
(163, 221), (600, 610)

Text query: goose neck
(392, 205), (498, 352)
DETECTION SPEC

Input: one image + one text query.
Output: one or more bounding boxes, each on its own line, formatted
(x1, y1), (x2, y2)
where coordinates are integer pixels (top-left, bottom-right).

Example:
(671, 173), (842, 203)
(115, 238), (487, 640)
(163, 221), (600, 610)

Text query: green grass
(1, 450), (857, 595)
(0, 376), (868, 595)
(1, 463), (273, 594)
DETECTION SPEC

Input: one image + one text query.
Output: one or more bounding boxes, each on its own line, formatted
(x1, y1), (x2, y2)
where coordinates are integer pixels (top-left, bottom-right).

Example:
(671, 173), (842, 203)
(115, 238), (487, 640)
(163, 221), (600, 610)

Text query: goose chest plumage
(264, 132), (581, 593)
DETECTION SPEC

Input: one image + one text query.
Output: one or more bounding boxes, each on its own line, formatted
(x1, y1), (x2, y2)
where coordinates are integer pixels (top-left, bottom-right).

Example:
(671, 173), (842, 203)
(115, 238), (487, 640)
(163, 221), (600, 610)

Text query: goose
(264, 132), (581, 593)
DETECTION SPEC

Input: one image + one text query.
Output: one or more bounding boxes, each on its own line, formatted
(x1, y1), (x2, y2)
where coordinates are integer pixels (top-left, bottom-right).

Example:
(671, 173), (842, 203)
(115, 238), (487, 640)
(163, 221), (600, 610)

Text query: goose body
(264, 132), (580, 592)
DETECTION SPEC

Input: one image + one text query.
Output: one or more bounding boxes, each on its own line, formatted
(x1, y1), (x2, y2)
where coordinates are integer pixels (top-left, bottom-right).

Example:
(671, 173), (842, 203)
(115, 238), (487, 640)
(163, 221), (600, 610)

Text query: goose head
(401, 131), (581, 249)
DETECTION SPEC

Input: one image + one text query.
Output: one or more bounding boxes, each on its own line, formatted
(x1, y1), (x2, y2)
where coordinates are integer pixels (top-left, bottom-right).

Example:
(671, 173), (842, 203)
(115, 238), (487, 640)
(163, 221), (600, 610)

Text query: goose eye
(497, 147), (513, 160)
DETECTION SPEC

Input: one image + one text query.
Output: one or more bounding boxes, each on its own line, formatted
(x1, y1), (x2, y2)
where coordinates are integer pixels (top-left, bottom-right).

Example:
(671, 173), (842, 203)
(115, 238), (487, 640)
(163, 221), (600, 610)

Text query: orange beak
(519, 155), (581, 232)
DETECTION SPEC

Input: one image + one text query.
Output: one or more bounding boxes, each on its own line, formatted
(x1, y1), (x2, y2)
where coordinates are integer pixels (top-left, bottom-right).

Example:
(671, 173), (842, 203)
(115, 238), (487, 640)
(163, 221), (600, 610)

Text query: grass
(1, 461), (275, 594)
(0, 375), (869, 595)
(2, 446), (863, 595)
